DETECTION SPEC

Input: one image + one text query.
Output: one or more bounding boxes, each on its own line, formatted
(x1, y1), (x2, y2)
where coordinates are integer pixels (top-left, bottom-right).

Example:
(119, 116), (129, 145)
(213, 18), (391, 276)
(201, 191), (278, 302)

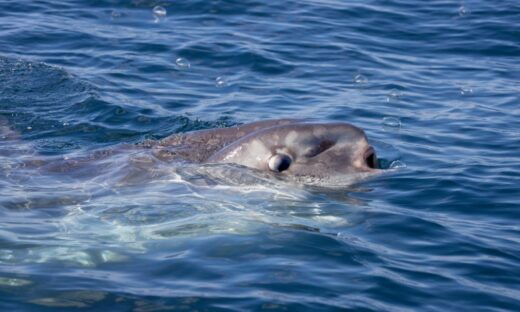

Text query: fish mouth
(364, 146), (378, 169)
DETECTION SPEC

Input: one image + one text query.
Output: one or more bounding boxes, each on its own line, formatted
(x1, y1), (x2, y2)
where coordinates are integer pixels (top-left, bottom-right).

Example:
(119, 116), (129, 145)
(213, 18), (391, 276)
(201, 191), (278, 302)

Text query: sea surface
(1, 0), (519, 311)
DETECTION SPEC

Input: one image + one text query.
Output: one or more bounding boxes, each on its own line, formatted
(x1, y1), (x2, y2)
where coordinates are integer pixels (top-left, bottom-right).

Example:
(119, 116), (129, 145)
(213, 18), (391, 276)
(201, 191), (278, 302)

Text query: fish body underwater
(2, 119), (379, 187)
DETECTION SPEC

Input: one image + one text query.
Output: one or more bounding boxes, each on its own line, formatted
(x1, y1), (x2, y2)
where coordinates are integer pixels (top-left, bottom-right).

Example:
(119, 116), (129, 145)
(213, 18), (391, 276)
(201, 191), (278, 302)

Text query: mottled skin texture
(142, 119), (379, 183)
(140, 119), (299, 162)
(3, 119), (378, 185)
(207, 121), (378, 179)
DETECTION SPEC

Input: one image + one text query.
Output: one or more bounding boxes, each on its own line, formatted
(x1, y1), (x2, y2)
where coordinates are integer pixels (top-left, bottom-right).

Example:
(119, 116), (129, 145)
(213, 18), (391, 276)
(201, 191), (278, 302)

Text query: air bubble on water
(458, 5), (469, 17)
(382, 116), (401, 128)
(110, 10), (122, 19)
(460, 86), (473, 95)
(215, 76), (228, 87)
(153, 6), (167, 17)
(386, 88), (401, 102)
(152, 6), (167, 23)
(353, 74), (368, 84)
(175, 57), (191, 69)
(389, 160), (407, 169)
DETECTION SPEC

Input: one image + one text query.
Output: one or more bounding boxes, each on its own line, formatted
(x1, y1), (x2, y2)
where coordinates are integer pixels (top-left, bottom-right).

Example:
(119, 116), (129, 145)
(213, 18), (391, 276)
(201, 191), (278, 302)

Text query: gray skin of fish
(145, 119), (379, 183)
(3, 118), (379, 184)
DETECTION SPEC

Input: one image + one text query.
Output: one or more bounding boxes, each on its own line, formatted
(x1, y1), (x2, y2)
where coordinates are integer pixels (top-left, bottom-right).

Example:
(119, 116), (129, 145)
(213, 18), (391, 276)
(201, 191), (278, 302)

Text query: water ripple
(1, 0), (519, 310)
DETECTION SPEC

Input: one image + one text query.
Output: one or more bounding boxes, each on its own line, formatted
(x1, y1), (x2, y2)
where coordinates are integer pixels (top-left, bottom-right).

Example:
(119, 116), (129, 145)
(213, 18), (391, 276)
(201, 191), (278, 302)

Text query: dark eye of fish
(268, 154), (292, 172)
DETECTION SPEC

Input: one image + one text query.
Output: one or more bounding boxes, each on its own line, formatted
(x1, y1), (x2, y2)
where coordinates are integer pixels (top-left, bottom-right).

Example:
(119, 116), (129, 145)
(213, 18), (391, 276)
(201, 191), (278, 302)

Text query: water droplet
(389, 160), (407, 169)
(110, 10), (122, 19)
(460, 86), (473, 95)
(458, 5), (469, 17)
(153, 6), (167, 18)
(382, 116), (401, 128)
(353, 74), (368, 84)
(215, 76), (228, 87)
(386, 89), (401, 102)
(175, 57), (191, 69)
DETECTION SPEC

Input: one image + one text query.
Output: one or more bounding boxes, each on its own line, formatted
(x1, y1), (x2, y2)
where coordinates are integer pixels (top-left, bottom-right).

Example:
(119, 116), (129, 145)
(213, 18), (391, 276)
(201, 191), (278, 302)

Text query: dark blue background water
(1, 0), (519, 311)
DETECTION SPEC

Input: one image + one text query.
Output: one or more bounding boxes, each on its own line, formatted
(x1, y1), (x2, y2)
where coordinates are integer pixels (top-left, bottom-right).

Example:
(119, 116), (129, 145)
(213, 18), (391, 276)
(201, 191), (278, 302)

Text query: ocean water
(1, 0), (519, 311)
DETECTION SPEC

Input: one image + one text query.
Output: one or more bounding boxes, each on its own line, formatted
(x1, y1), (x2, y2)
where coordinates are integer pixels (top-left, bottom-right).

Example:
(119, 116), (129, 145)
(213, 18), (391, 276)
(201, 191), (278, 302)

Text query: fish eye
(268, 154), (292, 172)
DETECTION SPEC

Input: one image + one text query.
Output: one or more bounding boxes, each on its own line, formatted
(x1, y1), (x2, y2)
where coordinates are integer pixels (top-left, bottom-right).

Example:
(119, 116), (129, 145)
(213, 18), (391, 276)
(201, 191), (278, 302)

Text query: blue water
(1, 0), (519, 310)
